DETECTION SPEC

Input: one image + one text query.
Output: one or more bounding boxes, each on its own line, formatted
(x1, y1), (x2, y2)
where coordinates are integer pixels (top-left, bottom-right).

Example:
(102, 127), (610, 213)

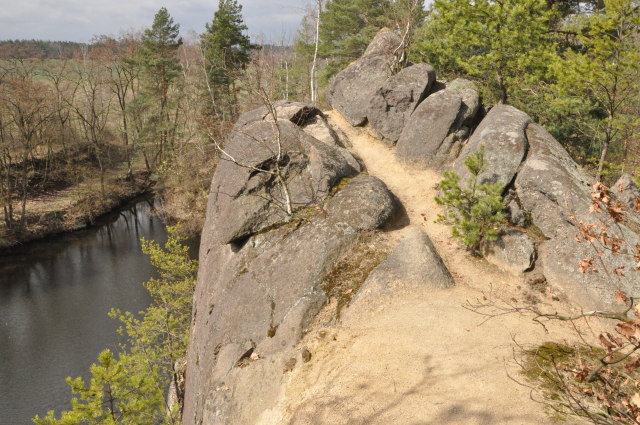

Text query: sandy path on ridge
(259, 111), (586, 425)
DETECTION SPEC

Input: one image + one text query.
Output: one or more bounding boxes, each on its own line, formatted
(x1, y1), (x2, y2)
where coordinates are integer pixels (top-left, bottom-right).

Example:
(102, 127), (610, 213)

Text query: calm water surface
(0, 199), (195, 425)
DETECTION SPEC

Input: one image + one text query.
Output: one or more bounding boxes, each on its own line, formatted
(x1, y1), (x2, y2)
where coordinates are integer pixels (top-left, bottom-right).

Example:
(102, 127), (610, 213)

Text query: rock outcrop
(183, 96), (400, 424)
(396, 78), (480, 168)
(207, 119), (360, 245)
(453, 104), (531, 186)
(327, 29), (401, 126)
(367, 63), (436, 144)
(514, 127), (640, 306)
(453, 113), (640, 308)
(234, 100), (320, 131)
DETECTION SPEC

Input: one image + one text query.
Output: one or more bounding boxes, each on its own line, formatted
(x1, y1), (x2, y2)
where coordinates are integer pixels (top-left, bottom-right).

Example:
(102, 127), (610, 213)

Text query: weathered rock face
(363, 27), (402, 57)
(453, 104), (531, 187)
(452, 110), (640, 307)
(512, 127), (639, 307)
(327, 29), (401, 126)
(540, 223), (640, 308)
(488, 121), (640, 308)
(396, 78), (480, 168)
(232, 101), (363, 175)
(183, 175), (396, 425)
(481, 230), (536, 275)
(614, 174), (640, 210)
(207, 112), (360, 246)
(514, 124), (592, 238)
(367, 63), (436, 143)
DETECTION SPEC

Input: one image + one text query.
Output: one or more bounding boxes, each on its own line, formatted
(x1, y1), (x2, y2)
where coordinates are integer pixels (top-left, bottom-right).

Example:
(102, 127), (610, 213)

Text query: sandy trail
(263, 112), (585, 425)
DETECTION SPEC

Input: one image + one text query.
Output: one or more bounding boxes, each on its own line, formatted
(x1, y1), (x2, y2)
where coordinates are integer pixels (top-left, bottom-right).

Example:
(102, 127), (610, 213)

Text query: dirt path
(258, 111), (586, 425)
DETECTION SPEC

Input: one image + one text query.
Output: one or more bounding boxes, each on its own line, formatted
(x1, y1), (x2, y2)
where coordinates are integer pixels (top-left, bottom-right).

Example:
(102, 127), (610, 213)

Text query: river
(0, 198), (197, 425)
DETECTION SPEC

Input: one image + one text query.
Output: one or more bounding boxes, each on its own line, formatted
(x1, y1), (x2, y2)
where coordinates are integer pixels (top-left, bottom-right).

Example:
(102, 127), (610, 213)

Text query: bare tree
(206, 88), (294, 217)
(0, 60), (54, 230)
(391, 0), (425, 72)
(93, 34), (141, 179)
(68, 48), (113, 195)
(310, 0), (323, 104)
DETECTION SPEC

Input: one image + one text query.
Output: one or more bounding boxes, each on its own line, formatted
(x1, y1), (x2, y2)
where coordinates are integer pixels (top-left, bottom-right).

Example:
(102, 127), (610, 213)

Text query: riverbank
(0, 170), (153, 249)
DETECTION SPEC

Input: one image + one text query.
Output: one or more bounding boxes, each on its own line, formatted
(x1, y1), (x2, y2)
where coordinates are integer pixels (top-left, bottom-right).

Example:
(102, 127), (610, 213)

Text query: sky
(0, 0), (309, 43)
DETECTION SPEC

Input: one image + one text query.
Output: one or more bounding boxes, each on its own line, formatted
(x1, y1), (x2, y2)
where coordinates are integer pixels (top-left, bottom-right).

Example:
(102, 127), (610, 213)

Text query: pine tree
(318, 0), (391, 78)
(435, 147), (505, 253)
(32, 229), (197, 425)
(413, 0), (556, 105)
(553, 0), (640, 181)
(201, 0), (256, 120)
(135, 7), (183, 169)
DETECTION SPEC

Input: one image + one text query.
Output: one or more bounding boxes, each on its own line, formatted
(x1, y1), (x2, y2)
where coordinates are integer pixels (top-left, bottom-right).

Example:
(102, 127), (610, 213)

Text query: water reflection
(0, 198), (195, 425)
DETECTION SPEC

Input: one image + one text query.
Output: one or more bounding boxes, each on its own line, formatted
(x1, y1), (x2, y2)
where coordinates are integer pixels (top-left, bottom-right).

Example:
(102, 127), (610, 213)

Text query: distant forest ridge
(0, 39), (292, 59)
(0, 40), (90, 59)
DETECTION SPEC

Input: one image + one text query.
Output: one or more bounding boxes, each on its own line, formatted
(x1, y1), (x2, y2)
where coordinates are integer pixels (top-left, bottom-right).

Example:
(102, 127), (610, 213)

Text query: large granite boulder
(183, 175), (397, 425)
(396, 78), (480, 168)
(206, 117), (359, 246)
(367, 63), (436, 143)
(453, 104), (531, 187)
(328, 29), (402, 126)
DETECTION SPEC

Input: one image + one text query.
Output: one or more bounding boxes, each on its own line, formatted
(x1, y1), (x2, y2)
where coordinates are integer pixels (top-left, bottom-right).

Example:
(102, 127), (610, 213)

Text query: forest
(1, 0), (638, 423)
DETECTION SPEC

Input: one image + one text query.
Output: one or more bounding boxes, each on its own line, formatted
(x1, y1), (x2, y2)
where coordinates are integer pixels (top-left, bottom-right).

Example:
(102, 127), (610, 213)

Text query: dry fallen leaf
(616, 290), (630, 304)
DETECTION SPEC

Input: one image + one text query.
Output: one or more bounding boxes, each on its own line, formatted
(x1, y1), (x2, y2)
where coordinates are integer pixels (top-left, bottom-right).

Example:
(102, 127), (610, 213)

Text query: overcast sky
(0, 0), (310, 43)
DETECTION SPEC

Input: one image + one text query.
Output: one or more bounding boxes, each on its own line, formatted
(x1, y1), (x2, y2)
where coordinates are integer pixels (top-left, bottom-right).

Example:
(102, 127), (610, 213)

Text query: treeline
(0, 40), (88, 59)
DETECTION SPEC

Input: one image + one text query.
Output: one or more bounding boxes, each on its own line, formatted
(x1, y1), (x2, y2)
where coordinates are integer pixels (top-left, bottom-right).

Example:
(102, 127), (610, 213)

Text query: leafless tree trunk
(68, 51), (113, 195)
(311, 0), (322, 104)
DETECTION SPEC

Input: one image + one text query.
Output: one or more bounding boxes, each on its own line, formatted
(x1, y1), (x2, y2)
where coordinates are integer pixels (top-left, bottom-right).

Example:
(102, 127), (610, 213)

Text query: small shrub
(435, 146), (505, 252)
